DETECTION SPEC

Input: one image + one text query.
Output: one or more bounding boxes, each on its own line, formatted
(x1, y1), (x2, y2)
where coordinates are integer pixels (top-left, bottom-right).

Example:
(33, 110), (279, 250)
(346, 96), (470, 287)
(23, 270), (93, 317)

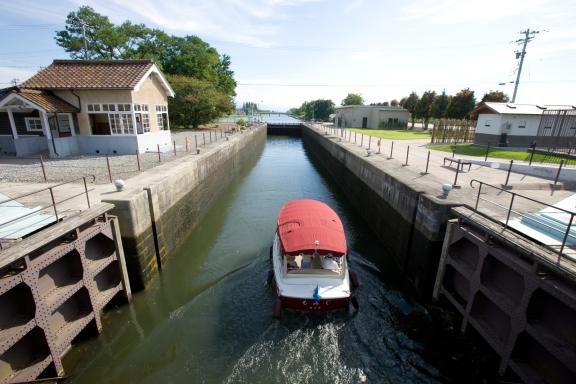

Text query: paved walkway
(310, 124), (576, 222)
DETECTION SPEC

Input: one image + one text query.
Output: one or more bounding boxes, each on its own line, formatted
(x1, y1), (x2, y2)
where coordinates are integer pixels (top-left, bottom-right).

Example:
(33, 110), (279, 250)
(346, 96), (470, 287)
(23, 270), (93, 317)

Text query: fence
(0, 127), (249, 185)
(430, 119), (476, 144)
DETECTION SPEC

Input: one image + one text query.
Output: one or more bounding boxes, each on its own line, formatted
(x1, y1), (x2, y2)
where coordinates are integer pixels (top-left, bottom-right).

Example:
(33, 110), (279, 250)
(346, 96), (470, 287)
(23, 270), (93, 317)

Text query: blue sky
(1, 0), (575, 111)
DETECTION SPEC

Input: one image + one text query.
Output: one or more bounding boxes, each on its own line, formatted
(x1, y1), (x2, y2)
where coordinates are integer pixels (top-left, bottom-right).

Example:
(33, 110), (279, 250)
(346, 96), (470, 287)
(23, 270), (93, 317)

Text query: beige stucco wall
(335, 107), (408, 129)
(132, 75), (169, 133)
(53, 89), (133, 135)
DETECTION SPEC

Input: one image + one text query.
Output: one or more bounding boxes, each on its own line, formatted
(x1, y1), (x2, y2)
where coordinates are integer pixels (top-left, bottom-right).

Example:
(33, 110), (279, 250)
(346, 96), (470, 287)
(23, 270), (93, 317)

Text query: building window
(108, 113), (133, 135)
(484, 120), (492, 127)
(57, 114), (71, 133)
(518, 120), (526, 128)
(134, 104), (150, 133)
(25, 117), (43, 132)
(156, 105), (168, 130)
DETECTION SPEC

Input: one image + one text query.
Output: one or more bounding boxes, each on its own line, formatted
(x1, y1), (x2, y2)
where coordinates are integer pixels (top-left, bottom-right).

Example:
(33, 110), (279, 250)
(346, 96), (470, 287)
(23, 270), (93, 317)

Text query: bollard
(173, 140), (177, 156)
(39, 154), (47, 182)
(424, 151), (431, 174)
(136, 150), (141, 171)
(504, 159), (514, 186)
(452, 149), (455, 158)
(377, 139), (381, 154)
(361, 134), (364, 147)
(554, 160), (564, 185)
(221, 129), (223, 139)
(203, 132), (206, 145)
(355, 132), (357, 143)
(195, 135), (198, 150)
(185, 137), (189, 152)
(368, 136), (371, 150)
(106, 155), (112, 182)
(403, 145), (410, 166)
(157, 144), (161, 163)
(388, 141), (394, 159)
(484, 143), (491, 161)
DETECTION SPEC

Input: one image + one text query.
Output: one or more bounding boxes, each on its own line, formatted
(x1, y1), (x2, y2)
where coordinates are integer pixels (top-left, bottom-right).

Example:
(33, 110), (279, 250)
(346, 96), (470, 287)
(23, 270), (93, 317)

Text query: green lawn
(347, 128), (431, 140)
(429, 143), (570, 164)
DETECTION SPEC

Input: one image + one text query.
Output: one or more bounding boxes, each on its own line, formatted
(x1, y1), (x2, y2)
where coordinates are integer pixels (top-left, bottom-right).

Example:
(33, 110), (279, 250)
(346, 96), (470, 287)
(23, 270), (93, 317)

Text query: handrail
(469, 178), (576, 263)
(0, 175), (96, 248)
(469, 179), (574, 215)
(0, 175), (96, 205)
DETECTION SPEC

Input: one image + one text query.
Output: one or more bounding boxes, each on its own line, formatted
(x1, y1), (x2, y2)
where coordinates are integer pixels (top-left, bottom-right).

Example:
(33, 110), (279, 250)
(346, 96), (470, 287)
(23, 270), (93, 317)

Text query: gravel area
(0, 127), (242, 185)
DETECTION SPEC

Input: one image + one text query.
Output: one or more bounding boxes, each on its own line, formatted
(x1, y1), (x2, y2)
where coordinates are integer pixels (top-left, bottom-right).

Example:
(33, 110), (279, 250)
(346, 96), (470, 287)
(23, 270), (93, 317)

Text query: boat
(271, 199), (357, 318)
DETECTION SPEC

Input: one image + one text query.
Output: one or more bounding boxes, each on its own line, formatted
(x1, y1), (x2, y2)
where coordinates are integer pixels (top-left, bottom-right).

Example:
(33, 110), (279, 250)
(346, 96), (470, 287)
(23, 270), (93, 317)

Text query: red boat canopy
(277, 199), (347, 257)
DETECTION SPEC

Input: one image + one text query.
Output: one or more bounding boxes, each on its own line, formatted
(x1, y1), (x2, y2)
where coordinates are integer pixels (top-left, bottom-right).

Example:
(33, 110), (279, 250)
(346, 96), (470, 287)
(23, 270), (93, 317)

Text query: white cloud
(69, 0), (324, 47)
(400, 0), (554, 24)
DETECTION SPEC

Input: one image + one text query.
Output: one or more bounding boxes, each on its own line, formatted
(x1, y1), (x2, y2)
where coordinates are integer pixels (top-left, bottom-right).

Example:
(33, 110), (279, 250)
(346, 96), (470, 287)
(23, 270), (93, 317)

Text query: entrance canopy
(277, 199), (347, 256)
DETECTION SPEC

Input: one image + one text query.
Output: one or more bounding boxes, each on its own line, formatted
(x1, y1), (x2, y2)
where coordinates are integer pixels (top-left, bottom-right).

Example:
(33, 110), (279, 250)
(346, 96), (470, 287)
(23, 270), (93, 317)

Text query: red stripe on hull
(280, 295), (349, 312)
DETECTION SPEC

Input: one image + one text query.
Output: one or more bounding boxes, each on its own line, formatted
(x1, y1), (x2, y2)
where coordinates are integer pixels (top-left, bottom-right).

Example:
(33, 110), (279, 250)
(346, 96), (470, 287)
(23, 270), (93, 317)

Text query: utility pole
(80, 20), (89, 60)
(511, 28), (543, 103)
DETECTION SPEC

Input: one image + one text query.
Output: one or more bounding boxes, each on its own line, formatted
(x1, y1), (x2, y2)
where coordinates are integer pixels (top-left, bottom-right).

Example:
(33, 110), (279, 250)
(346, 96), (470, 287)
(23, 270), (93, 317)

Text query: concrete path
(312, 125), (576, 222)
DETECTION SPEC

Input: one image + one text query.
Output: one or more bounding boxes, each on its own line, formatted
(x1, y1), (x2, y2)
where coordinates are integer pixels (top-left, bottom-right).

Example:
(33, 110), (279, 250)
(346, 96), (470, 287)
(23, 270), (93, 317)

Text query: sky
(1, 0), (575, 111)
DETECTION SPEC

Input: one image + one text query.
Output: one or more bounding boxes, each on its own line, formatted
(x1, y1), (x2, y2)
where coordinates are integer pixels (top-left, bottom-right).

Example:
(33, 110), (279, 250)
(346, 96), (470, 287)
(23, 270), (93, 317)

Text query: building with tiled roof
(0, 59), (175, 158)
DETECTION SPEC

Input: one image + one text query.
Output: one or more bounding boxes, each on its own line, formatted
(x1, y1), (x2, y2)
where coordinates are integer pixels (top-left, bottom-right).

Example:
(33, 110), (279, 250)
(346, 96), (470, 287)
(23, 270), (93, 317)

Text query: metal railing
(470, 179), (574, 265)
(0, 175), (96, 249)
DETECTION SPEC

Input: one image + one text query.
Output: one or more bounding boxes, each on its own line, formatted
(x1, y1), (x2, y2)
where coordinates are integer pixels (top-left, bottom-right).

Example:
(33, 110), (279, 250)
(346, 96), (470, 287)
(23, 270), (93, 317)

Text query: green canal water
(64, 136), (480, 383)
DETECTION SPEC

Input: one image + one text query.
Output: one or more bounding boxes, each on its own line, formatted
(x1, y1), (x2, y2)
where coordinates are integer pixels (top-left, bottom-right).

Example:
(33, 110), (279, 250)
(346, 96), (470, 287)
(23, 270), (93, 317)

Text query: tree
(431, 90), (450, 119)
(299, 99), (335, 121)
(415, 90), (436, 129)
(390, 99), (399, 107)
(55, 6), (237, 126)
(242, 102), (258, 115)
(341, 93), (364, 106)
(481, 90), (510, 103)
(168, 75), (234, 129)
(400, 92), (419, 129)
(447, 88), (476, 119)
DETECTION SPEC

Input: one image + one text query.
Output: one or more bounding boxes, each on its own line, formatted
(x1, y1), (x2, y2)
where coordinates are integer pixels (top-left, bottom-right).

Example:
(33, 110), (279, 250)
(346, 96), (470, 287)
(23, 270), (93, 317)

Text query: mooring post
(106, 155), (112, 182)
(185, 137), (189, 152)
(355, 132), (357, 143)
(195, 135), (198, 150)
(203, 132), (206, 145)
(157, 144), (161, 163)
(136, 150), (141, 172)
(452, 149), (455, 158)
(554, 160), (564, 185)
(504, 159), (514, 186)
(485, 143), (491, 161)
(173, 140), (177, 156)
(389, 141), (394, 159)
(424, 151), (431, 174)
(361, 134), (364, 147)
(403, 145), (410, 166)
(368, 136), (371, 150)
(39, 154), (47, 182)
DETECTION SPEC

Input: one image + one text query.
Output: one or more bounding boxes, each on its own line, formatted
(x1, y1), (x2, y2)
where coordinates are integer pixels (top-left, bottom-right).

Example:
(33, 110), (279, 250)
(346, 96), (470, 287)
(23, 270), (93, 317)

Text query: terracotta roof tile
(21, 60), (154, 90)
(0, 88), (79, 113)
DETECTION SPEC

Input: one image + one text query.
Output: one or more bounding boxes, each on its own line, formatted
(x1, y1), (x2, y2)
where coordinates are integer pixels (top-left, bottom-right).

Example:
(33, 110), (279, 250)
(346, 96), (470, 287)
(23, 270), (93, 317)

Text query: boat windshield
(285, 253), (343, 276)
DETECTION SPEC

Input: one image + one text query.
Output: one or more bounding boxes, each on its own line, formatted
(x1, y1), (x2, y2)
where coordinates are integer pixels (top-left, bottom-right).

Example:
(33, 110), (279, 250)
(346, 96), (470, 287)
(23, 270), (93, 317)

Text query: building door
(362, 117), (368, 128)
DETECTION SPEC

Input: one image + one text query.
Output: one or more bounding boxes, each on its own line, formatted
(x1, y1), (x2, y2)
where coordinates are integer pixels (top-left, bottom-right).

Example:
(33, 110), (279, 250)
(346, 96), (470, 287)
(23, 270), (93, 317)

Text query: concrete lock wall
(102, 126), (266, 290)
(301, 125), (454, 294)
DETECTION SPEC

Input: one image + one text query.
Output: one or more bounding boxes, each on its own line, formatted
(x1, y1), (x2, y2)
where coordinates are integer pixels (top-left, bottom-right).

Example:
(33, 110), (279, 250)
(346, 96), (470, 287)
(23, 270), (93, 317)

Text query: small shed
(334, 106), (408, 130)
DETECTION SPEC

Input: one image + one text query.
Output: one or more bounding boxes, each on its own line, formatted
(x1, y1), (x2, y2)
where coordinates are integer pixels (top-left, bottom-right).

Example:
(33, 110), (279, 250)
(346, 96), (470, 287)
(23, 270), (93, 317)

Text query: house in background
(0, 59), (174, 157)
(334, 105), (408, 130)
(473, 102), (576, 147)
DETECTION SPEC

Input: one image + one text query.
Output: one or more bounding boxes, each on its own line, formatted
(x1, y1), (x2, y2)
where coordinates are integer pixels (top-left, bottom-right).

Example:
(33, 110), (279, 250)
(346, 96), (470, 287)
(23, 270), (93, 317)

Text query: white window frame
(156, 105), (168, 130)
(25, 117), (43, 132)
(134, 104), (150, 133)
